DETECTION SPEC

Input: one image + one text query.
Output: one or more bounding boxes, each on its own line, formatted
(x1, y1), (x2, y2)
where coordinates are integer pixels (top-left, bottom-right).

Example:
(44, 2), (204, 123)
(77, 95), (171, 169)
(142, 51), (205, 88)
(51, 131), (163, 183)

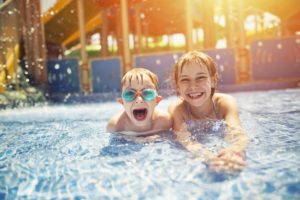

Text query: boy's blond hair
(121, 68), (159, 90)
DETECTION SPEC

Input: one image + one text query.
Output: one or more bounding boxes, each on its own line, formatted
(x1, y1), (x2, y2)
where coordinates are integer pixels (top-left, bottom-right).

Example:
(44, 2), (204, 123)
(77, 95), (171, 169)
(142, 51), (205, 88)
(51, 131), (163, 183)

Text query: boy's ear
(117, 98), (123, 104)
(156, 95), (162, 104)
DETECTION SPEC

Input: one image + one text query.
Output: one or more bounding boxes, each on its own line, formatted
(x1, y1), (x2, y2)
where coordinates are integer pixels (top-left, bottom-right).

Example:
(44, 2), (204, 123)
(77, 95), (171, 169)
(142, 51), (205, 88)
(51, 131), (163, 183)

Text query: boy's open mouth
(133, 108), (148, 121)
(187, 92), (204, 99)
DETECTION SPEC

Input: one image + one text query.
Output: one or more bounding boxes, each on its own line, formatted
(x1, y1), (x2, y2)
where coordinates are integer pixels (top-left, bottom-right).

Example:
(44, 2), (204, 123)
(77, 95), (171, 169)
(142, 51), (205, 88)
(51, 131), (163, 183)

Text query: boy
(106, 67), (172, 136)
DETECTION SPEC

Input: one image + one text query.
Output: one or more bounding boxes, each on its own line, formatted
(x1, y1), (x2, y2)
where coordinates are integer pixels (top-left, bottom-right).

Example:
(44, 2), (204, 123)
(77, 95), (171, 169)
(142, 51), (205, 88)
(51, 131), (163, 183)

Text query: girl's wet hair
(121, 67), (159, 90)
(172, 51), (218, 96)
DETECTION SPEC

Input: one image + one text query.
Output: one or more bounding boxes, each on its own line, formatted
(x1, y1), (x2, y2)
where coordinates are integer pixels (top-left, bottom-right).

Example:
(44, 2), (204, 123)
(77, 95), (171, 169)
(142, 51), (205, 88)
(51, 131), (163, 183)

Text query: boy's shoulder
(154, 109), (171, 120)
(153, 109), (172, 130)
(106, 111), (127, 132)
(168, 99), (185, 114)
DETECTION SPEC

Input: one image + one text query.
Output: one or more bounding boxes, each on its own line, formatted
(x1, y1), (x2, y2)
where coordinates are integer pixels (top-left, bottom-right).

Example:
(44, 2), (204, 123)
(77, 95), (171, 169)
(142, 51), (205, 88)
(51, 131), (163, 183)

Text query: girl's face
(177, 63), (216, 107)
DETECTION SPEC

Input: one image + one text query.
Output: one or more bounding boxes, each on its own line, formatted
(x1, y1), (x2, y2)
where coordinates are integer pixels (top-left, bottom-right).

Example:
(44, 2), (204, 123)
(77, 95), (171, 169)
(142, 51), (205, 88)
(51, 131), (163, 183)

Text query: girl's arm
(169, 102), (215, 161)
(217, 94), (249, 153)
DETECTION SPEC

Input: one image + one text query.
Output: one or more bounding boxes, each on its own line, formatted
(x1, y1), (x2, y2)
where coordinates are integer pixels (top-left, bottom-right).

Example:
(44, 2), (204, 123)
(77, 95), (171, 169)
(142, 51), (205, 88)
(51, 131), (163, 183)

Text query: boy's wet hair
(121, 68), (159, 90)
(172, 51), (218, 96)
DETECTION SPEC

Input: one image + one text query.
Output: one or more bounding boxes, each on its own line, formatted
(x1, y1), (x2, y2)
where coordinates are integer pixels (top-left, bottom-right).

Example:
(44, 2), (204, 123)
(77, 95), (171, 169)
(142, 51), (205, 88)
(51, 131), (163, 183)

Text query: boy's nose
(135, 95), (144, 103)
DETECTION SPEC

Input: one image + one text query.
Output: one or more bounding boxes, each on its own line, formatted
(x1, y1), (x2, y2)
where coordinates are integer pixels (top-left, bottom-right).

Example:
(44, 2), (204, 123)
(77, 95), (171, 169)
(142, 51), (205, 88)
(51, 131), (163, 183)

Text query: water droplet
(219, 65), (224, 72)
(67, 68), (72, 74)
(277, 43), (282, 49)
(54, 64), (60, 70)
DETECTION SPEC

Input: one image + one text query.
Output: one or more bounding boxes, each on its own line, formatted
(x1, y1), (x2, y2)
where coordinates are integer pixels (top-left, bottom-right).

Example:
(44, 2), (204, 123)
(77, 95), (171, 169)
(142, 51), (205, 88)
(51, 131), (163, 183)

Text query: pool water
(0, 89), (300, 199)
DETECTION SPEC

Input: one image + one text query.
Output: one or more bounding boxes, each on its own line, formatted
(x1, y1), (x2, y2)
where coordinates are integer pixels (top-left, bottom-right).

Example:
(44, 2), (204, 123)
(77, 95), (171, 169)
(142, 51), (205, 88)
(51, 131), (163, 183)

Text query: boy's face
(177, 63), (216, 107)
(120, 74), (160, 127)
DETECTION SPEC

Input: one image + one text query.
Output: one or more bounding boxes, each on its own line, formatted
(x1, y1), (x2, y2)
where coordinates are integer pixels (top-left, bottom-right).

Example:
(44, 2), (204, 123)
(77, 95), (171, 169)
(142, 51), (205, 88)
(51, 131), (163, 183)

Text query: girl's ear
(117, 98), (123, 104)
(156, 95), (162, 104)
(211, 74), (218, 88)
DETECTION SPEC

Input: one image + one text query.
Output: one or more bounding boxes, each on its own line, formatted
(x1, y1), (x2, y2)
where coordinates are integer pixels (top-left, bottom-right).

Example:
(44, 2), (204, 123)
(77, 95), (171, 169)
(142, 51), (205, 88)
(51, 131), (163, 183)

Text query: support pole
(185, 0), (193, 51)
(101, 9), (109, 57)
(203, 0), (215, 48)
(120, 0), (131, 75)
(134, 3), (142, 54)
(237, 0), (248, 82)
(77, 0), (90, 92)
(224, 0), (235, 48)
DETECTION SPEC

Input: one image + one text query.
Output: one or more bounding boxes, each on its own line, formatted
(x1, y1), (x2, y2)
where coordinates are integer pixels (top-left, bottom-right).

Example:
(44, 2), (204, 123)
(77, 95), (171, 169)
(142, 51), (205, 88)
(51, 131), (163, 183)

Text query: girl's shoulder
(213, 93), (238, 115)
(213, 93), (236, 105)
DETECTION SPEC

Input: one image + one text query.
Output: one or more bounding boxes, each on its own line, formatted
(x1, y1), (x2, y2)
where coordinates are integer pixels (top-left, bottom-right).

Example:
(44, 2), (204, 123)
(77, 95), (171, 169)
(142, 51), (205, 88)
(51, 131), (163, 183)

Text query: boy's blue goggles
(122, 88), (157, 102)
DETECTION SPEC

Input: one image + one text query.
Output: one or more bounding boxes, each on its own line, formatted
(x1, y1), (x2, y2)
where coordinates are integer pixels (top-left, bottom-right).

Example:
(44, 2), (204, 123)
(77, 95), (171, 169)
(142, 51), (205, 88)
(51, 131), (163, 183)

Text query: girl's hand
(208, 151), (246, 172)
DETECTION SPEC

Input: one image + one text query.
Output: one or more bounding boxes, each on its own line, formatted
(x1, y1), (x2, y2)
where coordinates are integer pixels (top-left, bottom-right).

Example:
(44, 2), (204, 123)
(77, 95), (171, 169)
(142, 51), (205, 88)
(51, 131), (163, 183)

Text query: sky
(41, 0), (57, 13)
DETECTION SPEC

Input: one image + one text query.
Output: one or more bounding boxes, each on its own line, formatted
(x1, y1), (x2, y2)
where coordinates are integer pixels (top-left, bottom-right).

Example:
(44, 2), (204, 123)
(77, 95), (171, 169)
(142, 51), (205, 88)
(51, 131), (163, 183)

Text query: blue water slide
(47, 58), (80, 93)
(251, 36), (300, 80)
(91, 57), (122, 93)
(202, 48), (236, 85)
(134, 52), (184, 89)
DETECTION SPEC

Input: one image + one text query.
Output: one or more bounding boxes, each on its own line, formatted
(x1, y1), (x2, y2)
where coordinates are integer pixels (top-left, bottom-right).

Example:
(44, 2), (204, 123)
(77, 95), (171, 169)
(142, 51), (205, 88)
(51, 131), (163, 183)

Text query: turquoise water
(0, 89), (300, 199)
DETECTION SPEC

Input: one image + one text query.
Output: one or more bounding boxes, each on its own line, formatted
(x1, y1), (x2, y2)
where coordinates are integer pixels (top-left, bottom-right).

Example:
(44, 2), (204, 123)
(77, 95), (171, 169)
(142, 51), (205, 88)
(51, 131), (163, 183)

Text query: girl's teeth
(188, 93), (202, 98)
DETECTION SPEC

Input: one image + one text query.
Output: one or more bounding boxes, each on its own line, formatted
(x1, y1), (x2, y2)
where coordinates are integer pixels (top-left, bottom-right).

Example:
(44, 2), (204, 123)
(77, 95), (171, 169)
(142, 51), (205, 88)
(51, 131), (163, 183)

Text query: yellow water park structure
(0, 0), (300, 101)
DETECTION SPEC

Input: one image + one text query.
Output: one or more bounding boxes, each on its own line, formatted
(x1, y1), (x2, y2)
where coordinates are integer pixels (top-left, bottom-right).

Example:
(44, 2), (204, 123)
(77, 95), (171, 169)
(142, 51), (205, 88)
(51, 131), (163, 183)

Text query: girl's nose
(190, 80), (198, 88)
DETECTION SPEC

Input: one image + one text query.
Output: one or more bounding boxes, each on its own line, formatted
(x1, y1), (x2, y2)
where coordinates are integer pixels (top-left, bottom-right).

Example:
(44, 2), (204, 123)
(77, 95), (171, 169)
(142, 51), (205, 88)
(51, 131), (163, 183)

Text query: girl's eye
(180, 79), (189, 83)
(196, 76), (207, 80)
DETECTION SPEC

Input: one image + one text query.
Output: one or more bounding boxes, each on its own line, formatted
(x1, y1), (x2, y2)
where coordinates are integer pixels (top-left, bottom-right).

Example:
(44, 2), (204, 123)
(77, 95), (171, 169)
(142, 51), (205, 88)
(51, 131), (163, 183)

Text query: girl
(168, 51), (249, 172)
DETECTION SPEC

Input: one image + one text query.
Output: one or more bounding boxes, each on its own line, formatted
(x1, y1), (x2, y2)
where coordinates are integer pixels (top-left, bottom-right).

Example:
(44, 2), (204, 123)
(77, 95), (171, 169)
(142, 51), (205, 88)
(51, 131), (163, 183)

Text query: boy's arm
(106, 113), (123, 132)
(155, 110), (173, 130)
(106, 116), (117, 132)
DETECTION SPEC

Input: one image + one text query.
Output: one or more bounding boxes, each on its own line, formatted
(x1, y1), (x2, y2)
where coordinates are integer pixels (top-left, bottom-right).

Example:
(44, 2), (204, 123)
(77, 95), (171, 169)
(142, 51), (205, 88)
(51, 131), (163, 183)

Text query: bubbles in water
(54, 64), (60, 70)
(67, 68), (72, 75)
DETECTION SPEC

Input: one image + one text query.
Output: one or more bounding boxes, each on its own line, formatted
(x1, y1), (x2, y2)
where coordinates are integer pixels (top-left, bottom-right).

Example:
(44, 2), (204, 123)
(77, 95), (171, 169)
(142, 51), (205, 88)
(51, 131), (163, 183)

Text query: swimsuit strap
(184, 101), (192, 125)
(212, 100), (220, 119)
(185, 99), (220, 121)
